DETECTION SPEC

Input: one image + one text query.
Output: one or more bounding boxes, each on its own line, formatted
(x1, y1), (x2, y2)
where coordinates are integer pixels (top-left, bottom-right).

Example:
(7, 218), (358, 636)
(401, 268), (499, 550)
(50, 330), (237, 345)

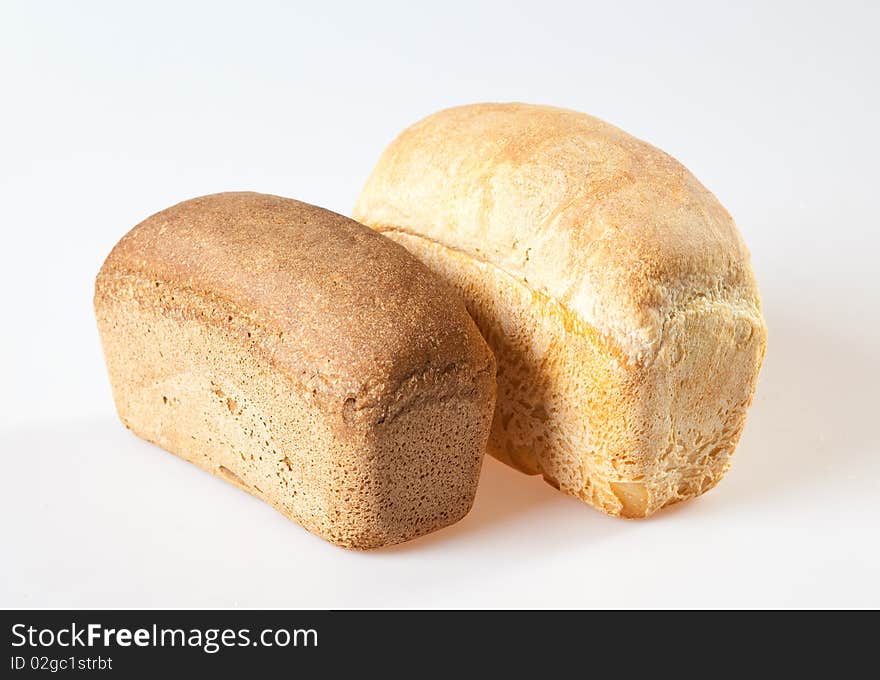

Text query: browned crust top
(96, 192), (492, 412)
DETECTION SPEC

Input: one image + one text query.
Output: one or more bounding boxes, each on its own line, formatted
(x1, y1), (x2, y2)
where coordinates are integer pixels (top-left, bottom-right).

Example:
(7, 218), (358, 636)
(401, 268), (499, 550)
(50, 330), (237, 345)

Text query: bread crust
(354, 103), (767, 517)
(95, 192), (496, 547)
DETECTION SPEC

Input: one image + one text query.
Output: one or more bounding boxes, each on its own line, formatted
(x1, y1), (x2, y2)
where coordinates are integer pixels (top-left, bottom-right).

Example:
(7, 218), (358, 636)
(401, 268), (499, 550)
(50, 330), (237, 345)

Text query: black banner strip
(0, 609), (867, 675)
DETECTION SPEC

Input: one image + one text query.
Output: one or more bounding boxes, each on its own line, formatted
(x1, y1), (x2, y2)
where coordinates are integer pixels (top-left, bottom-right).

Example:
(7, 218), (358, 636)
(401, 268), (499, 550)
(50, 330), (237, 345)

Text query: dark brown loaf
(94, 192), (496, 549)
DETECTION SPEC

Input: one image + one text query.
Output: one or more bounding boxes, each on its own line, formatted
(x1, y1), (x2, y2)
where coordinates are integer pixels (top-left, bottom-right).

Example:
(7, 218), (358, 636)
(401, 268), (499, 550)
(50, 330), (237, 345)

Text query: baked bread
(354, 103), (766, 517)
(95, 192), (496, 548)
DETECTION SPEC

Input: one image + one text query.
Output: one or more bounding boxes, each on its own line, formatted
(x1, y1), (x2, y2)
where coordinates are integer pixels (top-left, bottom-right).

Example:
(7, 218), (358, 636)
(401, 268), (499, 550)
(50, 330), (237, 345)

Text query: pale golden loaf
(95, 192), (496, 548)
(354, 103), (767, 517)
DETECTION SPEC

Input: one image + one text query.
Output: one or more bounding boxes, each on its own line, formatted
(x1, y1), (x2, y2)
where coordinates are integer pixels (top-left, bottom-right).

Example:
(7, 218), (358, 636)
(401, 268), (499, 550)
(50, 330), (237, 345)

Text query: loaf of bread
(354, 103), (767, 518)
(95, 192), (496, 548)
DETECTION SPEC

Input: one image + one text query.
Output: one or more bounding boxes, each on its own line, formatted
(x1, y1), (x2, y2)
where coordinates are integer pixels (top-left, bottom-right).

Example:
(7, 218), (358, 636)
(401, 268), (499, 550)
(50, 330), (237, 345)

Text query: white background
(2, 1), (878, 608)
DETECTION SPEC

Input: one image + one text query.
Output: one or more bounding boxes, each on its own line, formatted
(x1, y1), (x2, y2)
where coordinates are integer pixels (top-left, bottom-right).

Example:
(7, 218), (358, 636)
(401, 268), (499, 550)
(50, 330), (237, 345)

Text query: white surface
(2, 0), (878, 609)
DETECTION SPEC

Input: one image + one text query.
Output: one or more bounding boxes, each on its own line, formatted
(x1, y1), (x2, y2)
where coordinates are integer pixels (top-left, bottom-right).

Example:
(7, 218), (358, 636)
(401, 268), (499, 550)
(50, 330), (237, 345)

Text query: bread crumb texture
(95, 192), (496, 548)
(354, 103), (767, 517)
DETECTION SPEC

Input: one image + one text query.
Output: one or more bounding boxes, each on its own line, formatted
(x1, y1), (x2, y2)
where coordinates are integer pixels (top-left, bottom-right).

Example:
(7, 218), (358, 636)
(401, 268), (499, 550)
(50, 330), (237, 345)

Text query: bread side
(354, 104), (767, 517)
(95, 192), (496, 547)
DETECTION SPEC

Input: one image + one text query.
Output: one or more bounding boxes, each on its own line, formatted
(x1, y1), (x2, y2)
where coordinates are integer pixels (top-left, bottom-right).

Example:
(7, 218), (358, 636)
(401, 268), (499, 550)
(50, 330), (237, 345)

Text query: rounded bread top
(99, 192), (491, 408)
(355, 103), (761, 362)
